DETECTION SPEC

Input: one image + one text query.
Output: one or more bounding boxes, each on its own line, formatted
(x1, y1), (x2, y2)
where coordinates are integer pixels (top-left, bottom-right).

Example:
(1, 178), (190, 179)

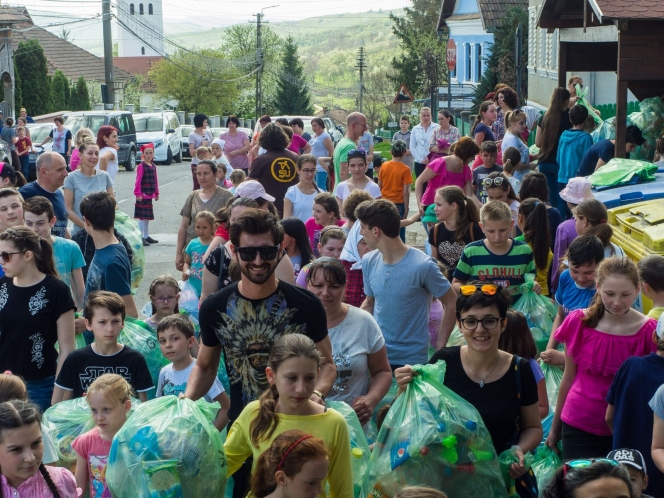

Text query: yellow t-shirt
(224, 400), (353, 498)
(516, 237), (553, 296)
(648, 306), (664, 321)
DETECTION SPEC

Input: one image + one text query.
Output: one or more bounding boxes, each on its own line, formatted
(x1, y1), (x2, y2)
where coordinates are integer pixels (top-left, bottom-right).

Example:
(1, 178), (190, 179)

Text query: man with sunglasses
(187, 209), (336, 495)
(333, 112), (367, 188)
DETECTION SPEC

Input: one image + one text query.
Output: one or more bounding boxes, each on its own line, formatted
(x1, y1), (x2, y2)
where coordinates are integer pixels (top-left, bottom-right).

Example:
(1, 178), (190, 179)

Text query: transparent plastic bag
(366, 379), (399, 445)
(327, 401), (372, 498)
(178, 280), (200, 322)
(118, 316), (168, 399)
(368, 361), (507, 498)
(513, 275), (558, 353)
(540, 362), (563, 412)
(588, 158), (657, 187)
(498, 447), (535, 497)
(106, 396), (226, 498)
(115, 210), (145, 292)
(531, 445), (562, 495)
(447, 326), (466, 347)
(43, 397), (140, 463)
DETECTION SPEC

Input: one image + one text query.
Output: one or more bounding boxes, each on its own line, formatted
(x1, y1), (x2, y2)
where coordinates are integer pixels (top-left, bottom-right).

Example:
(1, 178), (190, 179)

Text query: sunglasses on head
(459, 284), (499, 296)
(236, 245), (280, 262)
(563, 459), (618, 478)
(347, 148), (367, 159)
(483, 177), (505, 188)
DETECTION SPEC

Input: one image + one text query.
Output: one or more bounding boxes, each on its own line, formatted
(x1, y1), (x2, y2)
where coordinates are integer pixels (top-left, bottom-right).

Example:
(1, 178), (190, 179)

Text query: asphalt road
(112, 159), (427, 316)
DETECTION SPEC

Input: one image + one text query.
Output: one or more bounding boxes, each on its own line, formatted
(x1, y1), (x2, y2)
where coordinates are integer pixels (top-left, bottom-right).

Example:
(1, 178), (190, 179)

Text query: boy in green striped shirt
(452, 200), (540, 302)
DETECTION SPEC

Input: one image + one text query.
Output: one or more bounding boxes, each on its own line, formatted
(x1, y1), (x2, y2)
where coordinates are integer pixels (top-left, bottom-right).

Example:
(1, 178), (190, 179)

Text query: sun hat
(559, 177), (594, 205)
(234, 180), (276, 202)
(422, 204), (438, 223)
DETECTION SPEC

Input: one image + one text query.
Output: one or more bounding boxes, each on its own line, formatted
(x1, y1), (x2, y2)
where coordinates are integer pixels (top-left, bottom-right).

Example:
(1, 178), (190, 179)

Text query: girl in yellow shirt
(224, 334), (353, 498)
(516, 198), (553, 296)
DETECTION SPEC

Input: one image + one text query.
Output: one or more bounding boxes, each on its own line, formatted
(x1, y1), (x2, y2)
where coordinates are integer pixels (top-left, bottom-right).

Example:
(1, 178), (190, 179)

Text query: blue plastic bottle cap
(465, 420), (477, 431)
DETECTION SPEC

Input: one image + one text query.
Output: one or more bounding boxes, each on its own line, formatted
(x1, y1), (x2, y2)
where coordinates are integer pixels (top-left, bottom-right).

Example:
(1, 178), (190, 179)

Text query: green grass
(374, 142), (392, 160)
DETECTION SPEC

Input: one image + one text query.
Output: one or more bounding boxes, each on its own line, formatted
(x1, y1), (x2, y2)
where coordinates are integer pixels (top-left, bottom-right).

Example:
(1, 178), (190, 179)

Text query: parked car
(134, 111), (182, 165)
(26, 123), (55, 181)
(210, 127), (228, 138)
(180, 125), (195, 160)
(63, 111), (138, 171)
(253, 116), (343, 146)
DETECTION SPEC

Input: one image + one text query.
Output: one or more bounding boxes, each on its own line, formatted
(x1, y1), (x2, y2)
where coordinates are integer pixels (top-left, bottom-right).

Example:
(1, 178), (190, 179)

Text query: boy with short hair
(606, 316), (664, 498)
(0, 187), (24, 232)
(607, 449), (654, 498)
(472, 141), (502, 203)
(541, 234), (605, 365)
(52, 290), (154, 404)
(392, 116), (413, 171)
(156, 314), (230, 431)
(15, 126), (35, 179)
(80, 191), (138, 319)
(378, 140), (412, 242)
(453, 200), (538, 303)
(638, 255), (664, 320)
(24, 196), (85, 310)
(557, 105), (593, 187)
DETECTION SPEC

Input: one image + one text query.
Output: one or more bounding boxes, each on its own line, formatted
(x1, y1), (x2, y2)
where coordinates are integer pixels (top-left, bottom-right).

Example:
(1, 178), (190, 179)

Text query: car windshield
(134, 116), (164, 133)
(210, 128), (228, 138)
(27, 125), (54, 143)
(64, 116), (108, 135)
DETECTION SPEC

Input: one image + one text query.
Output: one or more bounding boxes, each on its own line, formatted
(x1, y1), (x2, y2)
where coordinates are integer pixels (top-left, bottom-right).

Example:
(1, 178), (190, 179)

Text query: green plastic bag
(531, 445), (562, 495)
(42, 397), (141, 463)
(447, 326), (466, 347)
(55, 332), (87, 353)
(540, 362), (563, 413)
(498, 447), (535, 497)
(106, 396), (226, 498)
(513, 275), (558, 353)
(368, 361), (507, 498)
(327, 401), (372, 498)
(575, 84), (603, 127)
(114, 210), (145, 292)
(588, 158), (657, 188)
(118, 316), (169, 400)
(366, 379), (398, 445)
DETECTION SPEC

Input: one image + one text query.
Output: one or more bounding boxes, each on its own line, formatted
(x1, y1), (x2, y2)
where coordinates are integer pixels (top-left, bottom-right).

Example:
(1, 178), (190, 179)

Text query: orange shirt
(378, 160), (412, 203)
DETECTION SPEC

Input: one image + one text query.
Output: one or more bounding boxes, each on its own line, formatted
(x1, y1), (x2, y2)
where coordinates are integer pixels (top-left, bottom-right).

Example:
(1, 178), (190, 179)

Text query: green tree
(275, 36), (313, 115)
(473, 6), (529, 109)
(149, 48), (241, 115)
(50, 70), (70, 112)
(69, 76), (91, 111)
(14, 40), (51, 116)
(13, 69), (22, 116)
(390, 0), (446, 98)
(363, 68), (394, 131)
(121, 76), (144, 110)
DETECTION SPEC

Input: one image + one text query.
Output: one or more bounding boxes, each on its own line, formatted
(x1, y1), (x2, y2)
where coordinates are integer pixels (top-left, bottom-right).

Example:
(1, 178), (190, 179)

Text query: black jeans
(562, 421), (613, 460)
(414, 161), (428, 202)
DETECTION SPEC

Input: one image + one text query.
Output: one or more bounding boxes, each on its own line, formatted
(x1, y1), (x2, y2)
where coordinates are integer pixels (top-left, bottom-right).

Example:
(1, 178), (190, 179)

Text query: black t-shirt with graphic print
(55, 344), (154, 398)
(199, 280), (328, 422)
(428, 222), (485, 274)
(0, 275), (75, 380)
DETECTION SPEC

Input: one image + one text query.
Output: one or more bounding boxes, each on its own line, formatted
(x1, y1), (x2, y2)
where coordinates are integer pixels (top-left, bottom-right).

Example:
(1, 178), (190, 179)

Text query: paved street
(112, 159), (428, 316)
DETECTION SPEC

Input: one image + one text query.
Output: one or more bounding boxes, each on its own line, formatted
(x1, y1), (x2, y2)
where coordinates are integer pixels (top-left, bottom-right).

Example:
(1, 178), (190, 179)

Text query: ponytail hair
(541, 460), (634, 498)
(0, 227), (58, 278)
(574, 199), (614, 253)
(250, 334), (322, 447)
(0, 400), (62, 498)
(472, 101), (495, 136)
(251, 430), (329, 498)
(502, 146), (522, 175)
(435, 186), (480, 244)
(519, 198), (550, 271)
(582, 256), (639, 328)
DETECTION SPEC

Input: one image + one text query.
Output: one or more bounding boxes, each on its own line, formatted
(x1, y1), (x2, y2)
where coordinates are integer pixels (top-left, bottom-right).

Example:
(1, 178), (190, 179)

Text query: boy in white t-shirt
(156, 314), (230, 431)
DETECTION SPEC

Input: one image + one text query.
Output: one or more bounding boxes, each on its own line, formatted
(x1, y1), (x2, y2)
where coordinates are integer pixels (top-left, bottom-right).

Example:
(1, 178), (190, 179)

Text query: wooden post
(558, 42), (568, 88)
(615, 34), (627, 158)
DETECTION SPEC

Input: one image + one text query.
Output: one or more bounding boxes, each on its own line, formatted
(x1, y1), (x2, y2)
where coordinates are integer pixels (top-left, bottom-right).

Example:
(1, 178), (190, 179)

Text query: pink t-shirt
(220, 131), (250, 170)
(0, 466), (81, 497)
(288, 134), (308, 154)
(421, 157), (472, 205)
(72, 427), (113, 497)
(304, 217), (345, 257)
(70, 149), (81, 171)
(554, 309), (657, 436)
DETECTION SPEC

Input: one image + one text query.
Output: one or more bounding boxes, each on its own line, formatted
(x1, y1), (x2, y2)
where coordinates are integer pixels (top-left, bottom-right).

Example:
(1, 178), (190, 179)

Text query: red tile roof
(113, 56), (163, 77)
(595, 0), (664, 20)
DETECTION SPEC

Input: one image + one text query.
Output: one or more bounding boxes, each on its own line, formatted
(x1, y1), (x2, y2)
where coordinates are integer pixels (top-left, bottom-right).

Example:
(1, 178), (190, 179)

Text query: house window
(466, 44), (472, 81)
(550, 30), (558, 69)
(130, 3), (134, 14)
(141, 46), (145, 55)
(476, 44), (482, 81)
(139, 3), (144, 14)
(148, 3), (153, 14)
(539, 29), (546, 67)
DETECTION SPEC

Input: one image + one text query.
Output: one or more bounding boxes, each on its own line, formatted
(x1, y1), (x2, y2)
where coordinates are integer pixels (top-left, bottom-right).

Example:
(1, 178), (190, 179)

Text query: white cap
(212, 138), (225, 150)
(235, 180), (276, 202)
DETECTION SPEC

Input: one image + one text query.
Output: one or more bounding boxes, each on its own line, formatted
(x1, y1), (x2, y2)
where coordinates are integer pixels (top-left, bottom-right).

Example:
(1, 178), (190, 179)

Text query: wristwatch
(313, 389), (325, 401)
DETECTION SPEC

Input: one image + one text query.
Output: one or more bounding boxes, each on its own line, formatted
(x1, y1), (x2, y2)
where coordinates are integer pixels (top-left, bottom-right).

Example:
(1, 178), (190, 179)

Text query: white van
(134, 111), (182, 164)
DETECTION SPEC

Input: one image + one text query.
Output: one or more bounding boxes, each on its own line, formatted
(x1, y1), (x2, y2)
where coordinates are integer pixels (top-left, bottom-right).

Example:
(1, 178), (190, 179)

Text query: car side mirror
(167, 128), (175, 134)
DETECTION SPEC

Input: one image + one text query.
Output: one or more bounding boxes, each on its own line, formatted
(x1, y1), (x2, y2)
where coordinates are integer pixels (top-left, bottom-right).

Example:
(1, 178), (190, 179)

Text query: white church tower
(115, 0), (164, 57)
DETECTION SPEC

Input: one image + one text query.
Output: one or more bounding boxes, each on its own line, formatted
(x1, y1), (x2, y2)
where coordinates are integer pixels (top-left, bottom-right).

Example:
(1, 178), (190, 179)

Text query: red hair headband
(277, 435), (313, 472)
(140, 143), (155, 153)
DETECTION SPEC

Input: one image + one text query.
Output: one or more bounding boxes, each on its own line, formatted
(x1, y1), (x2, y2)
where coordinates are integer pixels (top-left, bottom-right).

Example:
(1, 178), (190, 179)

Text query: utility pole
(254, 5), (278, 119)
(355, 47), (367, 113)
(102, 0), (115, 107)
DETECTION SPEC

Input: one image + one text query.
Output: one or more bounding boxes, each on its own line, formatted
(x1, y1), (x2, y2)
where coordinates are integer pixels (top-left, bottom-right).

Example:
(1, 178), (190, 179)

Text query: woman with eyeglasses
(333, 148), (381, 212)
(283, 154), (322, 222)
(0, 226), (75, 412)
(306, 257), (391, 424)
(541, 460), (634, 498)
(395, 283), (542, 497)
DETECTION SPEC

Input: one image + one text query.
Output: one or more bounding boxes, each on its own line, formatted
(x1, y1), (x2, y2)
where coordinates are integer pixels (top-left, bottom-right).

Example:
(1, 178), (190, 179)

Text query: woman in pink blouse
(220, 115), (250, 172)
(546, 257), (657, 459)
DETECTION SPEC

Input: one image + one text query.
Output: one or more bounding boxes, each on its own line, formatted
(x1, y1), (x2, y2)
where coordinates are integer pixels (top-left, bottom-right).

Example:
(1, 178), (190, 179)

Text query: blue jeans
(19, 154), (29, 179)
(396, 203), (406, 242)
(25, 375), (55, 413)
(538, 163), (565, 215)
(316, 171), (328, 191)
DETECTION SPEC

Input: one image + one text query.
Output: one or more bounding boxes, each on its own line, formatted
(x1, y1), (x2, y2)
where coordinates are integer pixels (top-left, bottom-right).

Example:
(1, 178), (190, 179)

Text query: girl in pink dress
(546, 256), (657, 459)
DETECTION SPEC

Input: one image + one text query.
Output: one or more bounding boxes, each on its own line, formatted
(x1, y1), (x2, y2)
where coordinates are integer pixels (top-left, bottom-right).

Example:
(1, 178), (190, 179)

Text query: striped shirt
(453, 239), (536, 301)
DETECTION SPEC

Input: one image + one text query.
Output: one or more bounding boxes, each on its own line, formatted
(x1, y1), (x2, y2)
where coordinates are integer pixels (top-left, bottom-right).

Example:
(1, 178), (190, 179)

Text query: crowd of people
(0, 85), (662, 498)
